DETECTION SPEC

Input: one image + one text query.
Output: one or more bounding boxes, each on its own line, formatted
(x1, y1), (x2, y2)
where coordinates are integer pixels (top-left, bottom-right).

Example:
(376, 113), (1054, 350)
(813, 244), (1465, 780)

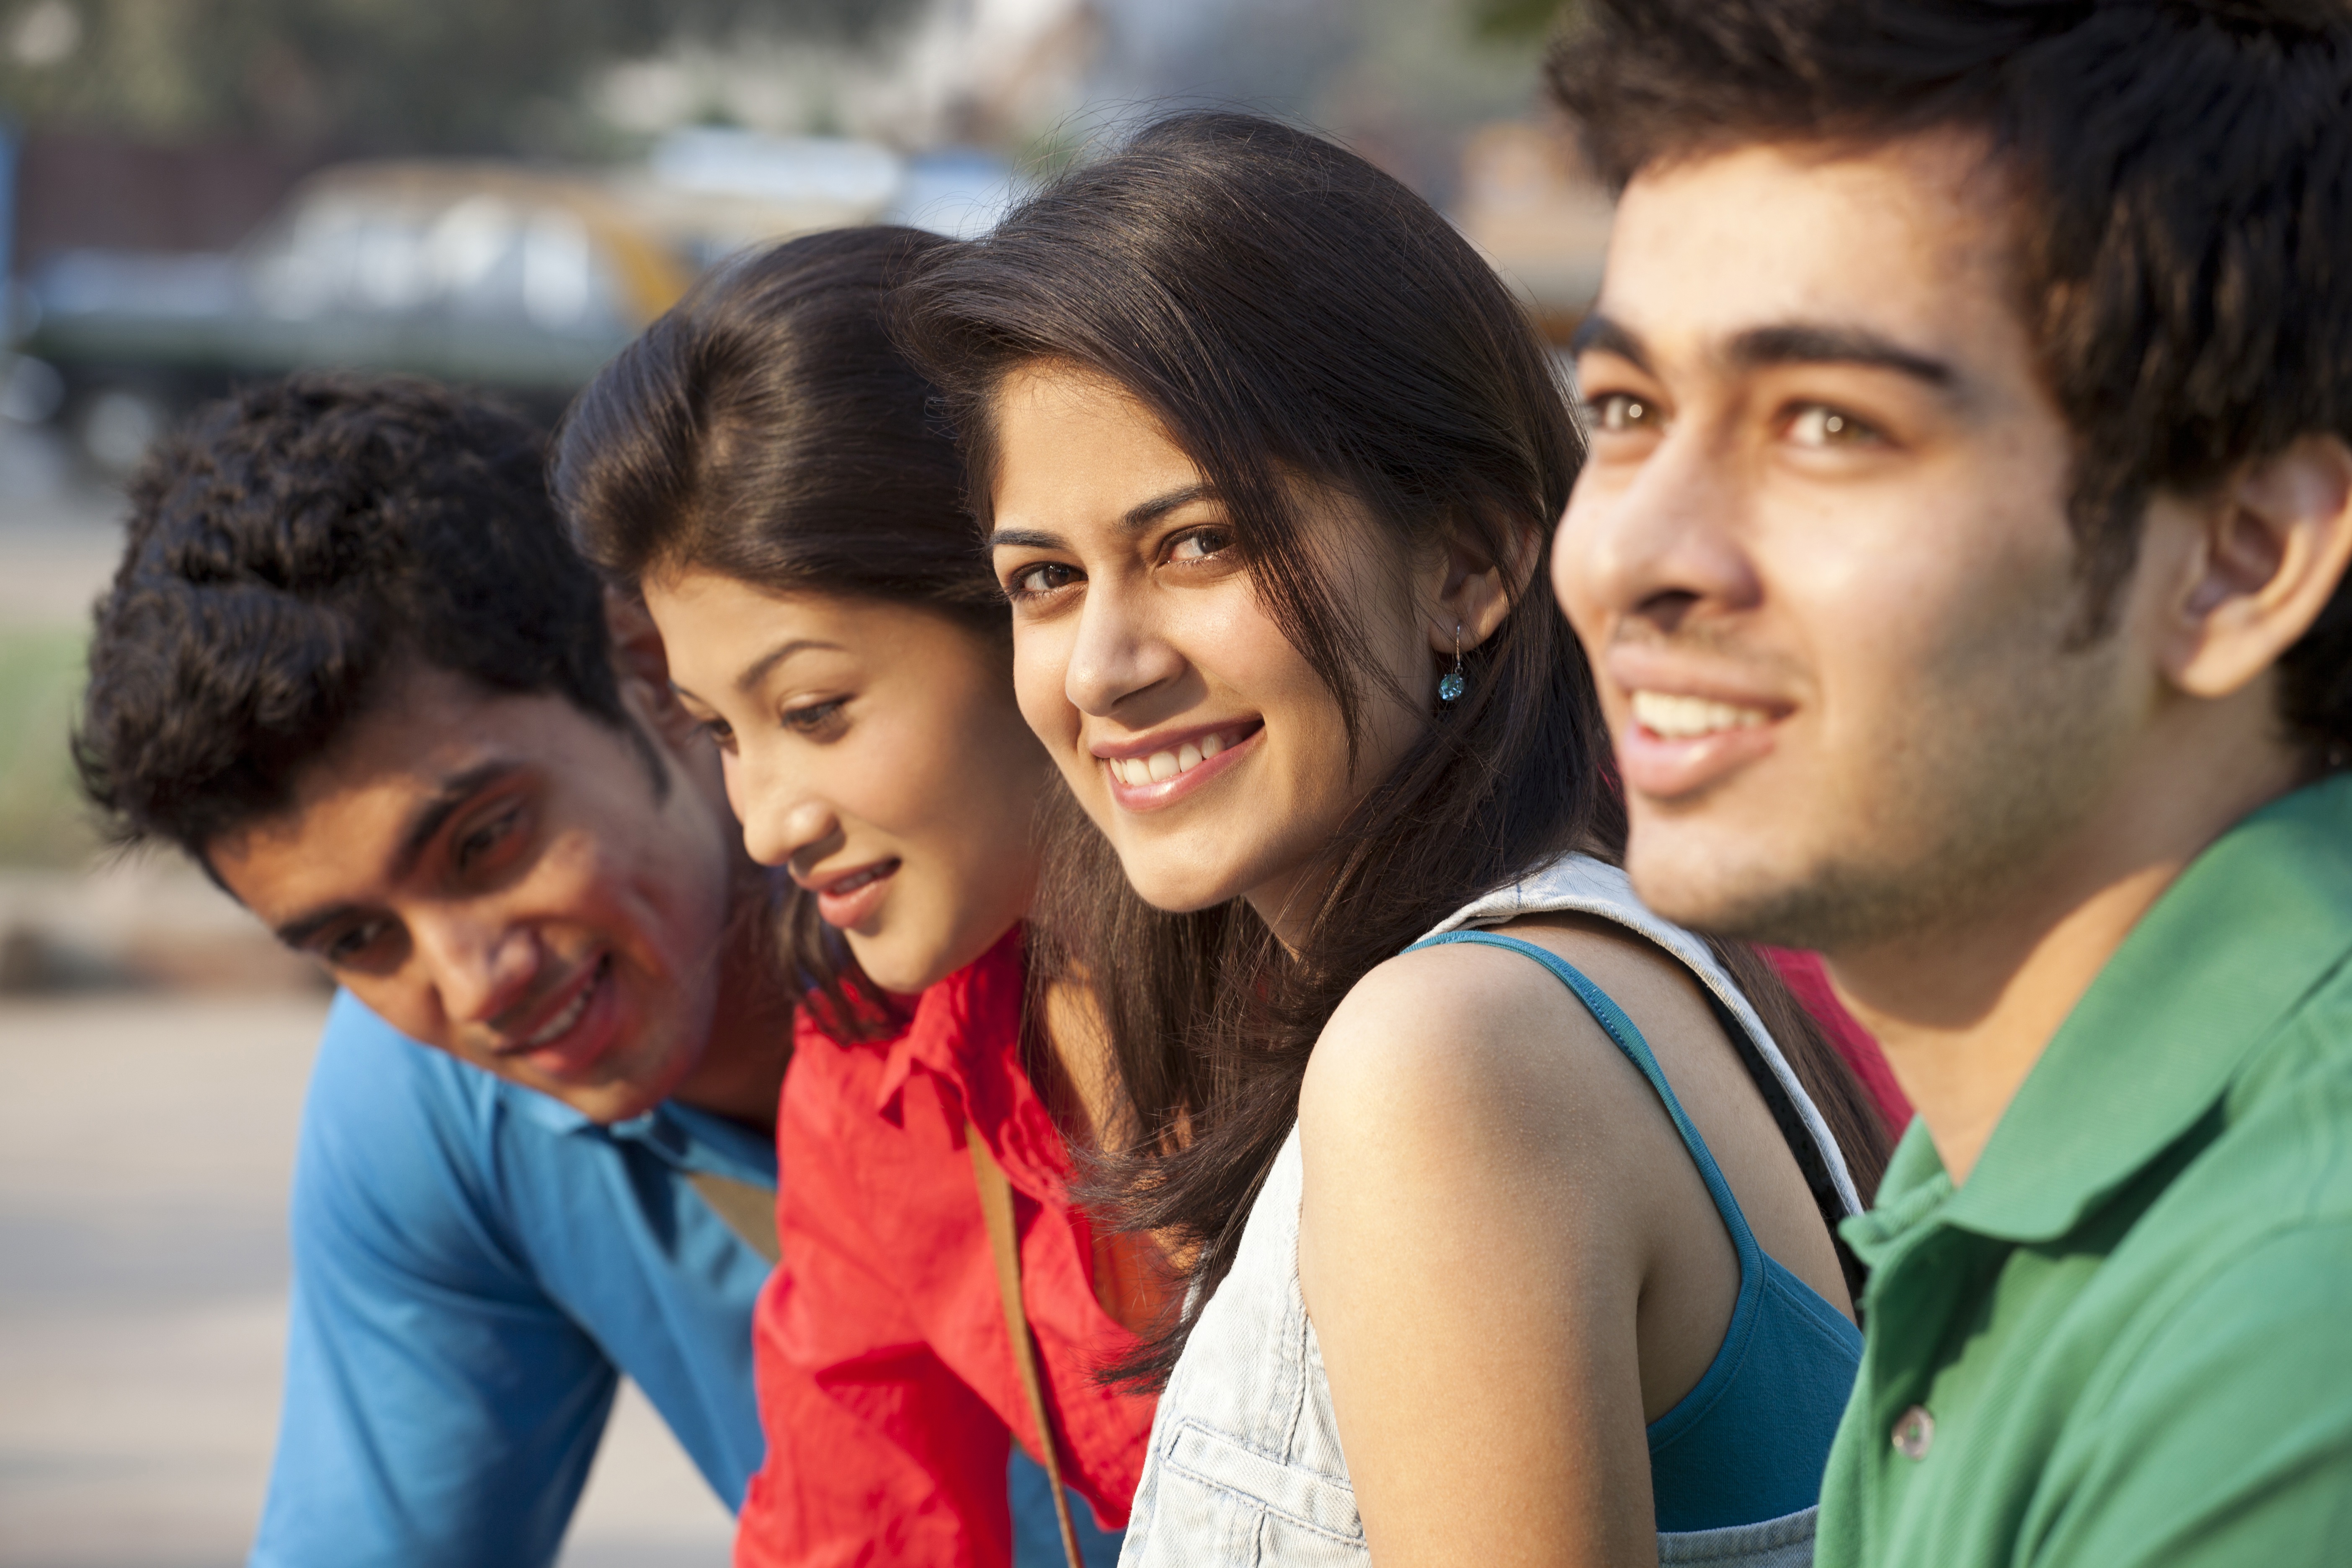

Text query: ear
(2161, 435), (2352, 700)
(603, 587), (703, 754)
(1424, 515), (1540, 656)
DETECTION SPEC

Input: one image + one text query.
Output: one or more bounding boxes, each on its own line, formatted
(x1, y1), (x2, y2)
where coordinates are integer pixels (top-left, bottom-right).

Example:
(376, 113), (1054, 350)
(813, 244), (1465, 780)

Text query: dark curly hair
(76, 372), (630, 862)
(1548, 0), (2352, 760)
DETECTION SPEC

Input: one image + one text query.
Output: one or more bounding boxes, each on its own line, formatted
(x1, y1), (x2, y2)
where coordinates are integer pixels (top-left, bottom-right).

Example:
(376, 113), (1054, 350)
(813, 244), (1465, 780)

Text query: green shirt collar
(1855, 774), (2352, 1250)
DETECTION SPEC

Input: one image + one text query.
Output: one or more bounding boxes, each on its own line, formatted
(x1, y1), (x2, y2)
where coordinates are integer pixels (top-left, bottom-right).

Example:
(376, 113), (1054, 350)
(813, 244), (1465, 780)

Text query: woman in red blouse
(557, 228), (1158, 1567)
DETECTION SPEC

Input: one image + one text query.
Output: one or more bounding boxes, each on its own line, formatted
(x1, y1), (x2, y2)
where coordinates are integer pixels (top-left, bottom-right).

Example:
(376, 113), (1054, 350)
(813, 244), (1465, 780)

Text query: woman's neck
(1033, 976), (1123, 1152)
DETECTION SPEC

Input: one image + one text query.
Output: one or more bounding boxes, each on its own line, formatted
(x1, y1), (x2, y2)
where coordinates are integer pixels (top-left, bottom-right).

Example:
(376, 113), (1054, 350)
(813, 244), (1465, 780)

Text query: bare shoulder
(1297, 931), (1656, 1177)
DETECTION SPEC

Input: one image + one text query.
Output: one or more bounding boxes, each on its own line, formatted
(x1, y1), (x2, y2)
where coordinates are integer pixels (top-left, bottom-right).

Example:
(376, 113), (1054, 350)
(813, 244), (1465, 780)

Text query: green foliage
(0, 629), (97, 868)
(0, 0), (921, 153)
(1462, 0), (1573, 44)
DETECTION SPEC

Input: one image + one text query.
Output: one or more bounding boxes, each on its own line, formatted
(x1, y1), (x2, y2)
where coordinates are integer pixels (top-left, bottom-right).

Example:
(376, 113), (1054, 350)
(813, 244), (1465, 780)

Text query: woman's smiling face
(986, 361), (1440, 942)
(642, 575), (1049, 997)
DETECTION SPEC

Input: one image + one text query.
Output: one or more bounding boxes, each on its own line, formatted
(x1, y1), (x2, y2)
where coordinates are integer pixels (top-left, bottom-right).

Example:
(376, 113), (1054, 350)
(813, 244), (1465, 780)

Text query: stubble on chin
(1628, 637), (2130, 960)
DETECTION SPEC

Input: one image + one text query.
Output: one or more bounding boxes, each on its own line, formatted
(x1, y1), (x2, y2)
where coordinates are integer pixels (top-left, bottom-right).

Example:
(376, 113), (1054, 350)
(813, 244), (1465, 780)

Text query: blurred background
(0, 1), (1606, 1562)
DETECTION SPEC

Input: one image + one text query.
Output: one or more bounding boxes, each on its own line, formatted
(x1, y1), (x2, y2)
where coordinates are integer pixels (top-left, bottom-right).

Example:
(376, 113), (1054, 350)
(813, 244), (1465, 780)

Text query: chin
(550, 1077), (670, 1125)
(846, 934), (954, 998)
(1114, 853), (1252, 917)
(1625, 833), (1770, 937)
(1626, 834), (1837, 950)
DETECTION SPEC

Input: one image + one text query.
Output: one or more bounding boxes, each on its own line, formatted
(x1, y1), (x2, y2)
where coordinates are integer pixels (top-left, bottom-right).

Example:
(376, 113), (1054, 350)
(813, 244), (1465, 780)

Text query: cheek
(1011, 621), (1077, 746)
(1773, 493), (2079, 738)
(1551, 489), (1608, 636)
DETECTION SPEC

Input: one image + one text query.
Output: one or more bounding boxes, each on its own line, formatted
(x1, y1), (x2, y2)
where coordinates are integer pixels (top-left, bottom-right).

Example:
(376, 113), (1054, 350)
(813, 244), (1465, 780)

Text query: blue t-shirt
(248, 991), (776, 1568)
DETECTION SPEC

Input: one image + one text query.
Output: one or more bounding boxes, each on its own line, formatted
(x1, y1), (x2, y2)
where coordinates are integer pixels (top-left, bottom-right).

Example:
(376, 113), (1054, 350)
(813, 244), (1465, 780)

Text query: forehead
(991, 362), (1199, 515)
(1599, 132), (2019, 372)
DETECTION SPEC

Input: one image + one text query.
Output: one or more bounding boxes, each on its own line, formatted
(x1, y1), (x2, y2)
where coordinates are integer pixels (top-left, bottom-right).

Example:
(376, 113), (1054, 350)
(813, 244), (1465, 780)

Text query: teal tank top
(1406, 930), (1865, 1534)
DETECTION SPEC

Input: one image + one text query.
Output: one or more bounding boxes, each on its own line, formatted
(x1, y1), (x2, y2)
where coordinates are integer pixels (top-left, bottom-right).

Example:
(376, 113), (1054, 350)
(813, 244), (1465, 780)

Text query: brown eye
(1011, 562), (1078, 596)
(1167, 528), (1232, 563)
(1788, 404), (1881, 447)
(781, 699), (845, 734)
(1588, 393), (1659, 433)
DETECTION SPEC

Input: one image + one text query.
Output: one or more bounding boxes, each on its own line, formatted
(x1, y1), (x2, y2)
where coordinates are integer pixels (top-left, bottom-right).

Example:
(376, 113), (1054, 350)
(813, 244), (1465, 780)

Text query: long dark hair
(897, 112), (1891, 1385)
(554, 225), (1002, 1034)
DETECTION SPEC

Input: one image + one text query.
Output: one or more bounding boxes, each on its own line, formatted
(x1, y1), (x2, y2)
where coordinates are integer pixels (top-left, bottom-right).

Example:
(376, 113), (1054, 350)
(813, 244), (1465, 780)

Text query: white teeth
(524, 974), (594, 1048)
(1630, 690), (1770, 740)
(1109, 729), (1244, 787)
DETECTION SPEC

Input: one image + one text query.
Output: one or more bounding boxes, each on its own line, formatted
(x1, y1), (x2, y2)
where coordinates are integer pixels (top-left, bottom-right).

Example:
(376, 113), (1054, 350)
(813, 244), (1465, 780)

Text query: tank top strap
(1403, 930), (1765, 1277)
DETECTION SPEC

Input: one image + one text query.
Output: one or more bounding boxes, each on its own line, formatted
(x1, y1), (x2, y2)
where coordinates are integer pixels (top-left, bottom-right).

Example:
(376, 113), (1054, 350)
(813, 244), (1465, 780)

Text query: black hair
(897, 111), (1892, 1385)
(1549, 0), (2352, 759)
(77, 372), (628, 862)
(554, 225), (995, 1033)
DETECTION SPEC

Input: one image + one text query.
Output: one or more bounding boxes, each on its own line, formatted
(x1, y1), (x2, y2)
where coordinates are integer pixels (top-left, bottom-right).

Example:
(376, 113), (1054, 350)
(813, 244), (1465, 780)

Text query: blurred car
(11, 138), (1003, 474)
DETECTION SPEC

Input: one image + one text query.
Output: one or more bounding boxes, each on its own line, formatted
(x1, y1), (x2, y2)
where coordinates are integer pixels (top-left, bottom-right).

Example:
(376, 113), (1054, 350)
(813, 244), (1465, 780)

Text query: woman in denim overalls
(897, 112), (1896, 1566)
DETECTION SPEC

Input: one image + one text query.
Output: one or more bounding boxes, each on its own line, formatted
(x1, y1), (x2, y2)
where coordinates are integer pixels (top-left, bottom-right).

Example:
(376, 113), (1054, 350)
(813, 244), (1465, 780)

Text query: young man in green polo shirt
(1545, 2), (2352, 1563)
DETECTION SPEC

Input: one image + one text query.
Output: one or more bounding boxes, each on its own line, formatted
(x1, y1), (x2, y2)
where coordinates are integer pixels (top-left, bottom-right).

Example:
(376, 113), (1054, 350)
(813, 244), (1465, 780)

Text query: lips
(1617, 685), (1784, 801)
(1096, 720), (1263, 813)
(496, 953), (618, 1078)
(805, 858), (899, 930)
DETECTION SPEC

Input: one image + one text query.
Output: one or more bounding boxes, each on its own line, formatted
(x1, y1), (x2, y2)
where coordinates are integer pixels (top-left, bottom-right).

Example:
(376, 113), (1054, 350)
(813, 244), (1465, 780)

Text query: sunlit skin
(1554, 132), (2352, 1181)
(986, 364), (1443, 937)
(642, 573), (1051, 1001)
(211, 607), (789, 1127)
(989, 359), (1853, 1566)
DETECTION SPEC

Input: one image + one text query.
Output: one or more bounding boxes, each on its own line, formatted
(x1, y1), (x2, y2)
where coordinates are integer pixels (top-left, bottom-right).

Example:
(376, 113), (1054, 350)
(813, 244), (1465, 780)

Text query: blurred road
(0, 993), (735, 1568)
(0, 436), (735, 1567)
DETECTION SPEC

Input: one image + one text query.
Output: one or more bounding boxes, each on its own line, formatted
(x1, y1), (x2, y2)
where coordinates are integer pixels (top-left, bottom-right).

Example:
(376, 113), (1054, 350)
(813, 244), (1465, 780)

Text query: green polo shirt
(1816, 774), (2352, 1568)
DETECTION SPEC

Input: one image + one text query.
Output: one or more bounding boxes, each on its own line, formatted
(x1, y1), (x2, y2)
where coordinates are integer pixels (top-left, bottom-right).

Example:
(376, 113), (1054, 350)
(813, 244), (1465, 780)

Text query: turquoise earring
(1439, 623), (1467, 704)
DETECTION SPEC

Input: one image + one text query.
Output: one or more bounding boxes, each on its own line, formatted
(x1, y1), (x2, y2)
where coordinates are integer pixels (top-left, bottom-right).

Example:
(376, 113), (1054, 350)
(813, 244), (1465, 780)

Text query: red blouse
(736, 927), (1157, 1568)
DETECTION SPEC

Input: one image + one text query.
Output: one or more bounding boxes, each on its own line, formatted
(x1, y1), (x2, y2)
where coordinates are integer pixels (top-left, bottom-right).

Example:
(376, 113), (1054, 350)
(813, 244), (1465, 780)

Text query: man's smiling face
(1553, 132), (2148, 951)
(209, 661), (739, 1123)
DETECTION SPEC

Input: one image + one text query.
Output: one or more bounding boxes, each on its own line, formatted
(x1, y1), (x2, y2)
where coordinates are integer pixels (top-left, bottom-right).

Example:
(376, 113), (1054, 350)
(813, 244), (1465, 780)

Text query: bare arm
(1297, 934), (1746, 1567)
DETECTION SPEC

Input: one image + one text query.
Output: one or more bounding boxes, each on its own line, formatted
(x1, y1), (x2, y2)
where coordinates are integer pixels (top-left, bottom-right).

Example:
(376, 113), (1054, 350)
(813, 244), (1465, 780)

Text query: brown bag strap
(683, 1170), (782, 1267)
(969, 1122), (1086, 1568)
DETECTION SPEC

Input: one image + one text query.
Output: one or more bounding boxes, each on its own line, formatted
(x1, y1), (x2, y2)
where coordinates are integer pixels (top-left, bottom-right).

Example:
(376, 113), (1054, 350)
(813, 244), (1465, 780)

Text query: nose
(1063, 576), (1185, 718)
(727, 743), (841, 870)
(1554, 423), (1762, 642)
(413, 905), (539, 1030)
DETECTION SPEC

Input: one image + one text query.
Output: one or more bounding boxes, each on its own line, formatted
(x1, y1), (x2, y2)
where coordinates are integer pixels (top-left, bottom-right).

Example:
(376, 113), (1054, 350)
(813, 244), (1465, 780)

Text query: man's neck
(672, 980), (794, 1133)
(1828, 730), (2307, 1187)
(668, 883), (796, 1133)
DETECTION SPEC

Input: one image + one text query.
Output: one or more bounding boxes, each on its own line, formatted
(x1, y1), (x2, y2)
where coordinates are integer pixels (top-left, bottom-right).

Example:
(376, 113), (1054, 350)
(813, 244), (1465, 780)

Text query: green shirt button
(1891, 1405), (1934, 1460)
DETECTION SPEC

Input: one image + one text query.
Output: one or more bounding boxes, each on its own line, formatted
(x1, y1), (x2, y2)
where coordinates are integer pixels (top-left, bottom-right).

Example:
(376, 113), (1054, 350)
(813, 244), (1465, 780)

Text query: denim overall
(1117, 856), (1865, 1568)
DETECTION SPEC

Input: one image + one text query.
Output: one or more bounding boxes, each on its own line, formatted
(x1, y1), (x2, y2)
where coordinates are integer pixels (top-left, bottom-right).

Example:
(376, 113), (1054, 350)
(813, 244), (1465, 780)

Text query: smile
(1096, 721), (1263, 812)
(523, 968), (598, 1047)
(1615, 685), (1785, 802)
(803, 857), (900, 930)
(493, 953), (619, 1078)
(1630, 689), (1773, 739)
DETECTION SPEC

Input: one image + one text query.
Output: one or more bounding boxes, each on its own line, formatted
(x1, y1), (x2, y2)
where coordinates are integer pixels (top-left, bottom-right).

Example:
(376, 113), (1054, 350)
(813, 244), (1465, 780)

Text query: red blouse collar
(838, 925), (1076, 1195)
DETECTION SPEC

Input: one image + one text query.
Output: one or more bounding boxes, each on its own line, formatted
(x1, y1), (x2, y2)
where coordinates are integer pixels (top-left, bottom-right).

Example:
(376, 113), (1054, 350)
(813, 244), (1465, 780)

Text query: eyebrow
(733, 637), (846, 696)
(985, 482), (1218, 555)
(271, 758), (524, 948)
(1568, 312), (1653, 374)
(1570, 312), (1957, 392)
(1727, 323), (1956, 387)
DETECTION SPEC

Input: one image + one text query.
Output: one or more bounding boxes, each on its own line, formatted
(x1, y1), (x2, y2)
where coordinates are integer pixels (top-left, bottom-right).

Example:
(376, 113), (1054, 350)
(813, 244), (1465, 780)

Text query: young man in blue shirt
(75, 373), (798, 1567)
